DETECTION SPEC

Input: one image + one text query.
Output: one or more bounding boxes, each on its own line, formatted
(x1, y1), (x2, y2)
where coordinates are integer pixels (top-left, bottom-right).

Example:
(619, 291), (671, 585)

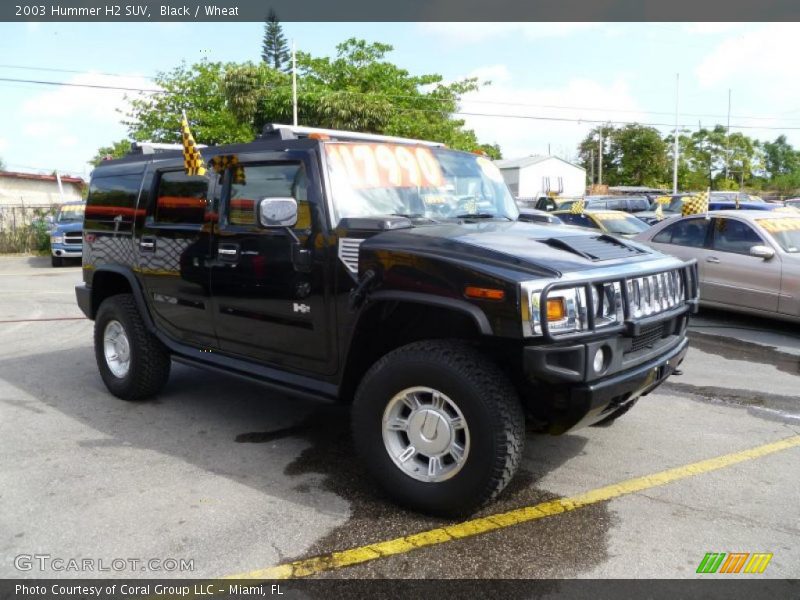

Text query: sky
(2, 21), (800, 179)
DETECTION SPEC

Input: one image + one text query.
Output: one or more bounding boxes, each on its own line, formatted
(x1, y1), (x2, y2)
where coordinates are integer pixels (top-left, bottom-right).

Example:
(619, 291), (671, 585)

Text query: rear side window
(87, 174), (141, 219)
(605, 198), (627, 211)
(155, 172), (209, 225)
(652, 218), (709, 247)
(628, 198), (650, 212)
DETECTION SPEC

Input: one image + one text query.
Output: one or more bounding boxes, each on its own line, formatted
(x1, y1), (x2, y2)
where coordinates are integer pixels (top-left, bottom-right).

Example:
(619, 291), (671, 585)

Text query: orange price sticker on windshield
(759, 217), (800, 233)
(325, 143), (444, 189)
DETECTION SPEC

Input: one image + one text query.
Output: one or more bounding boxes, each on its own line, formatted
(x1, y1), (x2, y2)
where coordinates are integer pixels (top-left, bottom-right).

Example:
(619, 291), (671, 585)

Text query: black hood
(360, 220), (662, 281)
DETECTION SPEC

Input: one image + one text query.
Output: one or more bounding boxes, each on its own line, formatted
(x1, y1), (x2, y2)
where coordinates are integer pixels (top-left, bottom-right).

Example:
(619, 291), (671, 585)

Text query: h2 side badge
(293, 303), (311, 314)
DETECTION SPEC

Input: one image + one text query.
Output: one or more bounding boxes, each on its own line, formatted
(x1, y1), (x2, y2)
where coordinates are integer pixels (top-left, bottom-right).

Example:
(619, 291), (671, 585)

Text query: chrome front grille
(625, 269), (684, 319)
(64, 231), (83, 245)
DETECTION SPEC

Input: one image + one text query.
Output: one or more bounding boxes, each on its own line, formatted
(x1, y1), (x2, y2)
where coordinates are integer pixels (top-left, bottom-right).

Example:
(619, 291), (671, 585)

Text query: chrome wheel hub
(103, 320), (131, 379)
(382, 386), (470, 483)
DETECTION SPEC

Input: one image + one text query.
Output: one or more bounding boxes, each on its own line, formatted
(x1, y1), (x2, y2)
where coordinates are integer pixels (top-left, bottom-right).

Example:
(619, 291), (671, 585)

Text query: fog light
(593, 347), (607, 373)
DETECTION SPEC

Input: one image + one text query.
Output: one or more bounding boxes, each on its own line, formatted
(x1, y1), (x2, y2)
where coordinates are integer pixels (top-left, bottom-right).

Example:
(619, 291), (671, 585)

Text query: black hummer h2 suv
(76, 125), (698, 516)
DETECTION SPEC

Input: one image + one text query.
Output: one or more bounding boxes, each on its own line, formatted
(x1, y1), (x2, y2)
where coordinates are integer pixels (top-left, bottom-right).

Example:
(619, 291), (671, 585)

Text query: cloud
(695, 23), (800, 88)
(0, 138), (8, 153)
(456, 69), (645, 160)
(22, 72), (157, 122)
(683, 23), (743, 35)
(466, 65), (512, 85)
(419, 22), (599, 44)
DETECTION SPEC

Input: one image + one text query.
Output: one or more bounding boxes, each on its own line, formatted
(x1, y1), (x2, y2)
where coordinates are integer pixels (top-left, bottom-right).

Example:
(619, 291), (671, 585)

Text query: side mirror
(258, 197), (297, 228)
(750, 245), (775, 260)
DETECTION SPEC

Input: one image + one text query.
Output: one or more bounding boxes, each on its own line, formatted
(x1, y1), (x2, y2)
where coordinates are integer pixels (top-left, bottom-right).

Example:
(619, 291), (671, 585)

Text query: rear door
(136, 161), (218, 348)
(208, 150), (335, 375)
(647, 217), (714, 286)
(704, 216), (782, 311)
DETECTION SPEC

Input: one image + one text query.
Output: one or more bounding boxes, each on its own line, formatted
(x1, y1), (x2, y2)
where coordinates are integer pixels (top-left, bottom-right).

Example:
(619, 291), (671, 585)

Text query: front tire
(94, 294), (171, 401)
(352, 340), (525, 517)
(51, 255), (63, 267)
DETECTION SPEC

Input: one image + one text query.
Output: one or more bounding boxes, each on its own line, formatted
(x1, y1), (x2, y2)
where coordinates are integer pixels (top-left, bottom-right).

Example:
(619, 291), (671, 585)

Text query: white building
(495, 156), (586, 199)
(0, 171), (85, 207)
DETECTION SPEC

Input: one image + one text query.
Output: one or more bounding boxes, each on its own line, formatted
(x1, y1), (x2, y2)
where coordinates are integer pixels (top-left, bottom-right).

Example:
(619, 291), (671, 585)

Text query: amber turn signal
(464, 286), (505, 301)
(546, 297), (567, 321)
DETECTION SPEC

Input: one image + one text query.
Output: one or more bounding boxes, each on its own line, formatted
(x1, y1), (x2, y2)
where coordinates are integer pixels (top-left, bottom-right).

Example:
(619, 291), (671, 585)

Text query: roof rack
(129, 142), (208, 155)
(260, 124), (445, 147)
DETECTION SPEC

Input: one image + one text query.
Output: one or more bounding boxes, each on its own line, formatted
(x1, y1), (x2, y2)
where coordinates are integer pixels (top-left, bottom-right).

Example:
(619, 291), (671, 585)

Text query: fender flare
(360, 290), (493, 336)
(89, 266), (156, 332)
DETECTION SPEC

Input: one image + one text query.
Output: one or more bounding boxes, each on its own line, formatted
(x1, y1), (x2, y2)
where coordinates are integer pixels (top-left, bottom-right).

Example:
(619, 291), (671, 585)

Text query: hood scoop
(540, 234), (647, 261)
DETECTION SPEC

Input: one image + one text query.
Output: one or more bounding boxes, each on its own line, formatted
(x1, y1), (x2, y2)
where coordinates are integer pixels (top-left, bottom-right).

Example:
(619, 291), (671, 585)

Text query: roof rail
(261, 124), (445, 147)
(129, 142), (208, 155)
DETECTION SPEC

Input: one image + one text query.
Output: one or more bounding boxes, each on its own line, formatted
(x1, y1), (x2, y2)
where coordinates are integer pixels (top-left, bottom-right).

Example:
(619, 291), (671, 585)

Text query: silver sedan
(634, 210), (800, 323)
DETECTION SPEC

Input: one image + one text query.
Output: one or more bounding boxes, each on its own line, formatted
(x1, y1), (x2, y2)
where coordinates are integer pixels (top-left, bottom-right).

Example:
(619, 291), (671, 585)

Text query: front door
(703, 217), (782, 311)
(208, 151), (335, 375)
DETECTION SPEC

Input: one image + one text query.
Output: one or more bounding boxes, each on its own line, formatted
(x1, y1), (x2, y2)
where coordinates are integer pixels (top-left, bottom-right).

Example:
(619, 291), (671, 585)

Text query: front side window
(324, 143), (518, 223)
(711, 218), (763, 254)
(652, 218), (709, 247)
(155, 172), (209, 225)
(224, 162), (309, 228)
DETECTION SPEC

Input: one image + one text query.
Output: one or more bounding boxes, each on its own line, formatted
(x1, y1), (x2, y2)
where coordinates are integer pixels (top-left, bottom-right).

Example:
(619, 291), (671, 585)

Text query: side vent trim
(338, 238), (364, 274)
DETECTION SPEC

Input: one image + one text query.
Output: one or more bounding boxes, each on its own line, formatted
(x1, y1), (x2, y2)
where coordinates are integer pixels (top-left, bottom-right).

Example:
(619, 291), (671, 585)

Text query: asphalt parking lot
(1, 255), (798, 579)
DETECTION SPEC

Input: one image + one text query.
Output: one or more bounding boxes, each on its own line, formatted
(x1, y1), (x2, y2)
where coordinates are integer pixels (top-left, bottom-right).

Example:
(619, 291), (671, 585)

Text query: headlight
(524, 282), (623, 336)
(51, 235), (64, 244)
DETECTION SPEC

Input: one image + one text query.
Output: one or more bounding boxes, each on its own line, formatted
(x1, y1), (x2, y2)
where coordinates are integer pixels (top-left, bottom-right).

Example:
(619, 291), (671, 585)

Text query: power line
(0, 63), (156, 80)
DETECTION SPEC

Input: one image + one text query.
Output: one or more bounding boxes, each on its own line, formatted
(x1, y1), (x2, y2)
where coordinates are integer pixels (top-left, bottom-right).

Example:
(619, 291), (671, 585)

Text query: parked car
(75, 124), (698, 516)
(634, 210), (800, 323)
(638, 194), (782, 225)
(556, 195), (651, 215)
(50, 201), (85, 267)
(526, 195), (581, 212)
(552, 208), (651, 238)
(785, 198), (800, 209)
(516, 207), (563, 224)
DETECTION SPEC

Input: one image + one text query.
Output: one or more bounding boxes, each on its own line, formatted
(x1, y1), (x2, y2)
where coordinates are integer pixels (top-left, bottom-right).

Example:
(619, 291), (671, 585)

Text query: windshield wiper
(454, 213), (512, 221)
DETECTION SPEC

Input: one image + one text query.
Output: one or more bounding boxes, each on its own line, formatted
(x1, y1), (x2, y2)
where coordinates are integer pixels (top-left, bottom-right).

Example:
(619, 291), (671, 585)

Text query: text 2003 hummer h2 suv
(76, 125), (698, 516)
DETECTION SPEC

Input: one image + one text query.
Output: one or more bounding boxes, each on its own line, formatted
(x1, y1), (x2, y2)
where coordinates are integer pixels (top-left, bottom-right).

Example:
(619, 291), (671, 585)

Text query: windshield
(592, 211), (650, 235)
(758, 217), (800, 253)
(57, 204), (85, 223)
(324, 143), (518, 222)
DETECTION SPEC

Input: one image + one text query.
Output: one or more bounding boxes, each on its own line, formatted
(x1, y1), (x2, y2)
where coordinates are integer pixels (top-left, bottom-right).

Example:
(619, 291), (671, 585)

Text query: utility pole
(598, 132), (603, 186)
(672, 73), (679, 194)
(725, 88), (731, 181)
(292, 40), (298, 127)
(590, 148), (594, 185)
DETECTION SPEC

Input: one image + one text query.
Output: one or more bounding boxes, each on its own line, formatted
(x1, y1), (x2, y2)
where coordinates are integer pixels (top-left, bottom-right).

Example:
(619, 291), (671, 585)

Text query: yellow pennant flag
(181, 111), (206, 177)
(570, 199), (586, 214)
(682, 189), (709, 217)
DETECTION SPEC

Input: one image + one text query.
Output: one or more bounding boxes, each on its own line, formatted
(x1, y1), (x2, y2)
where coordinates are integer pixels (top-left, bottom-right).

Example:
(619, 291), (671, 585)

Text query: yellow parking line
(226, 434), (800, 580)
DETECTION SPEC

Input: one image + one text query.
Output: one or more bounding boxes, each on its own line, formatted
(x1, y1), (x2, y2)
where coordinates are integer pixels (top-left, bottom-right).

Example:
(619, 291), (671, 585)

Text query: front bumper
(522, 324), (689, 433)
(52, 243), (82, 258)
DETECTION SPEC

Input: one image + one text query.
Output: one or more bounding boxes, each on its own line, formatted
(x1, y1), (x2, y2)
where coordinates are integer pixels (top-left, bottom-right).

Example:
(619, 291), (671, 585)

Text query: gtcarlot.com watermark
(14, 554), (194, 573)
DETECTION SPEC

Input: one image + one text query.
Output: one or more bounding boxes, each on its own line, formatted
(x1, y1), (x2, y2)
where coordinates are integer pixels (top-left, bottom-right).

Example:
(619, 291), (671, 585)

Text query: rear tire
(352, 340), (525, 517)
(94, 294), (171, 401)
(51, 256), (63, 267)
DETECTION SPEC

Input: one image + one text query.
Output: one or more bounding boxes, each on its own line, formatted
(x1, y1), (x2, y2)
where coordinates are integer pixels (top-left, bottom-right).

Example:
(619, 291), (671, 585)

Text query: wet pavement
(1, 256), (798, 579)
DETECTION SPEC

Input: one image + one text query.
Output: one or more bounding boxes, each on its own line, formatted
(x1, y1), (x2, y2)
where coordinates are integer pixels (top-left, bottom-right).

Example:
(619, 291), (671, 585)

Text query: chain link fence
(0, 204), (58, 253)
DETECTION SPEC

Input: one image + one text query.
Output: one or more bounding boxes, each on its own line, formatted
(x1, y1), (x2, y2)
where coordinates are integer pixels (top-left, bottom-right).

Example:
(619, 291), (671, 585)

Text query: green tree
(123, 60), (253, 146)
(0, 156), (5, 171)
(763, 135), (799, 178)
(224, 38), (492, 151)
(89, 140), (132, 166)
(608, 124), (669, 186)
(261, 10), (290, 72)
(476, 143), (502, 160)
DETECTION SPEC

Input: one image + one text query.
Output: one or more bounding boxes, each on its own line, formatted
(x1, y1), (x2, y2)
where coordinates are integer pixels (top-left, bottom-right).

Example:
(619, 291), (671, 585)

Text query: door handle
(218, 243), (240, 262)
(139, 237), (156, 252)
(706, 256), (720, 264)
